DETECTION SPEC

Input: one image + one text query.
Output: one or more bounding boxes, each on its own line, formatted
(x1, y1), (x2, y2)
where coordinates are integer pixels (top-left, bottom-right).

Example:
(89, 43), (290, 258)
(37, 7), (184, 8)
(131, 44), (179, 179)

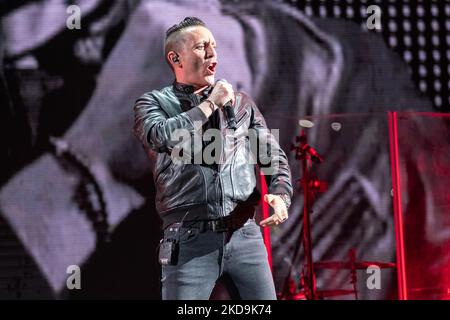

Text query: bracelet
(203, 99), (217, 113)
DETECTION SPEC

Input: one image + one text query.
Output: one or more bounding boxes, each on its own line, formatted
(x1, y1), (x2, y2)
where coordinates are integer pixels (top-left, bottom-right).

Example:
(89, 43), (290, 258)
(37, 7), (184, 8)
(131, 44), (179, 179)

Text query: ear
(167, 51), (181, 68)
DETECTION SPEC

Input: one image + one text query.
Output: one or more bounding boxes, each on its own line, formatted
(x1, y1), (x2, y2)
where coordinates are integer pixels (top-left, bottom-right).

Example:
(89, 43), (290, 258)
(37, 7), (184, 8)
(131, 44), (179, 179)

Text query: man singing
(134, 17), (292, 300)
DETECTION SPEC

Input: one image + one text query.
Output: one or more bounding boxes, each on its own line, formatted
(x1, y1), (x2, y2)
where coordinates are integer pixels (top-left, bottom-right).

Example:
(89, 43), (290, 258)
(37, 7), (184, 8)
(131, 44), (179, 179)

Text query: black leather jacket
(134, 81), (292, 227)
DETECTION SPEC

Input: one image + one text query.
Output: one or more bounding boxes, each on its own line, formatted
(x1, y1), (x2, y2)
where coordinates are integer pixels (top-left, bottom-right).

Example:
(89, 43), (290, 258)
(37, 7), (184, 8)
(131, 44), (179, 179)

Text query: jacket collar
(172, 80), (213, 101)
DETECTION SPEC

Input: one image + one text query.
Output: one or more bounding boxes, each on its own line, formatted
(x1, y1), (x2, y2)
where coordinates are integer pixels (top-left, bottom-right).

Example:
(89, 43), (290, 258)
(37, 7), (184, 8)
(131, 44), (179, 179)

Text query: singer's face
(178, 26), (217, 88)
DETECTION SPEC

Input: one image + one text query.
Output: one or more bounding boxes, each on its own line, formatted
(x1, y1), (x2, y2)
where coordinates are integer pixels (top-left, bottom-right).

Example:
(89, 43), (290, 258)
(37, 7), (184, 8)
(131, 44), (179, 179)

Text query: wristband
(203, 99), (217, 113)
(274, 193), (291, 209)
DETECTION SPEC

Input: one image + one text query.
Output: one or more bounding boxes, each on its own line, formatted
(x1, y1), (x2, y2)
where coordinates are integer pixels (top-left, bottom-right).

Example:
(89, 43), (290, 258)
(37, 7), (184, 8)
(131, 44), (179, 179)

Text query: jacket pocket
(230, 141), (256, 201)
(156, 163), (205, 212)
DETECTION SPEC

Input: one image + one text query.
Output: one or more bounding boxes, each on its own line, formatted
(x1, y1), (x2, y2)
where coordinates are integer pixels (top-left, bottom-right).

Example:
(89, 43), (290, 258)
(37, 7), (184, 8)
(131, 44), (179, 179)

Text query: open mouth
(206, 62), (217, 75)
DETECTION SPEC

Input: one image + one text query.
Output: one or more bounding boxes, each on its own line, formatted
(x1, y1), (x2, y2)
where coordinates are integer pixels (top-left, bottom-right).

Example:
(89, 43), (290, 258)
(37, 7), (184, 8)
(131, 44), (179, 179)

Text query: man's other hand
(260, 194), (288, 227)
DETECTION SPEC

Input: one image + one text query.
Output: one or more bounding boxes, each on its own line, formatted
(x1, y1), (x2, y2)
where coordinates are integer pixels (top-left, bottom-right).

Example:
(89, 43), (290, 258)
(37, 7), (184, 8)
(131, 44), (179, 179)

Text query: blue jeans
(161, 219), (277, 300)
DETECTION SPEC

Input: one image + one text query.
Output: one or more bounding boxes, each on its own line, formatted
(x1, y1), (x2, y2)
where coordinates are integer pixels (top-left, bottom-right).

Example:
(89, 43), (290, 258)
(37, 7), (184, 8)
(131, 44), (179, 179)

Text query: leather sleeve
(245, 93), (294, 200)
(133, 91), (208, 153)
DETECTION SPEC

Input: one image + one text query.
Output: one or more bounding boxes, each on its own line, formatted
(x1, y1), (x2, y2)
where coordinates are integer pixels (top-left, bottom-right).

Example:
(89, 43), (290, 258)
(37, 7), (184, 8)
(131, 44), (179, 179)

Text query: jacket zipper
(218, 110), (228, 217)
(199, 165), (208, 205)
(228, 104), (248, 202)
(196, 95), (208, 206)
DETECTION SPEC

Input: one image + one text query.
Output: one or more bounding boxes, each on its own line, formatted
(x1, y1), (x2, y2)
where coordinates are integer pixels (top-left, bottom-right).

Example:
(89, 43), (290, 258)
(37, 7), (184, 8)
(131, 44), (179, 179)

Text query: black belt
(183, 217), (252, 233)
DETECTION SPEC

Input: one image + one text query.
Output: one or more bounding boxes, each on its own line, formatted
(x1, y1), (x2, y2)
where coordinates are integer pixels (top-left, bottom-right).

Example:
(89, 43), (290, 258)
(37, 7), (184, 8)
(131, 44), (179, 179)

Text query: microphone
(302, 144), (324, 163)
(296, 130), (324, 163)
(223, 101), (237, 129)
(216, 79), (236, 129)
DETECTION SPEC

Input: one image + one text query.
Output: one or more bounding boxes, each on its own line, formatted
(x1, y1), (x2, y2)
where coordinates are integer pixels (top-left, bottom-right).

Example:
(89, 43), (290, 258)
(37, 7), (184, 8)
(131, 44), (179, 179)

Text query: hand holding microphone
(208, 79), (234, 107)
(208, 79), (236, 129)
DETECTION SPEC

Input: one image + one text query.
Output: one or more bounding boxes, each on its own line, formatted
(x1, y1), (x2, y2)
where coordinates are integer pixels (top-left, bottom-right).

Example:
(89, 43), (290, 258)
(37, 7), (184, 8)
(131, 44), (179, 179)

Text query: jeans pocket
(240, 221), (262, 239)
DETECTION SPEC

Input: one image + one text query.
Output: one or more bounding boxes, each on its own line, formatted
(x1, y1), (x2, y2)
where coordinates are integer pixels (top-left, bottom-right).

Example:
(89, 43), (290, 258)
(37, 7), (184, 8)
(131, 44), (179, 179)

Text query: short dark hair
(165, 17), (206, 40)
(164, 17), (207, 72)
